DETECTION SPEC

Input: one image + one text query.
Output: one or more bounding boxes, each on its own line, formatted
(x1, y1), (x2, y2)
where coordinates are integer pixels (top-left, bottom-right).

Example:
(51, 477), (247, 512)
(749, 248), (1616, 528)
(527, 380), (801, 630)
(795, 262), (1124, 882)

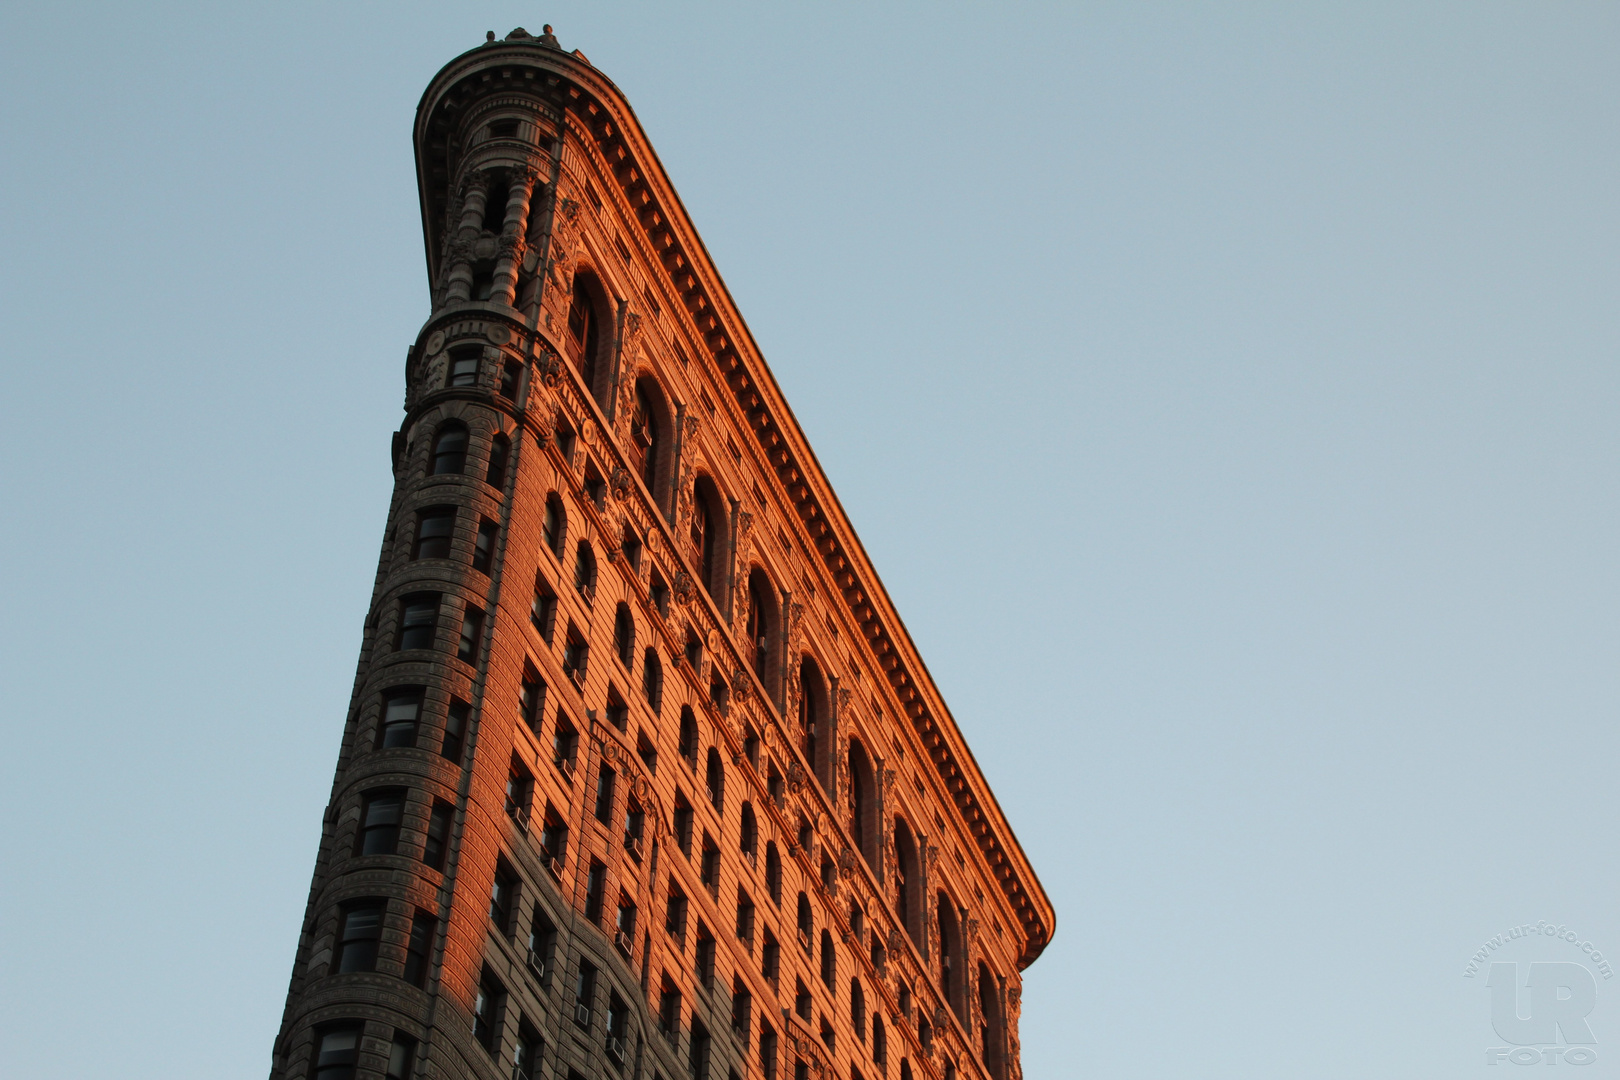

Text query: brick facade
(271, 27), (1054, 1080)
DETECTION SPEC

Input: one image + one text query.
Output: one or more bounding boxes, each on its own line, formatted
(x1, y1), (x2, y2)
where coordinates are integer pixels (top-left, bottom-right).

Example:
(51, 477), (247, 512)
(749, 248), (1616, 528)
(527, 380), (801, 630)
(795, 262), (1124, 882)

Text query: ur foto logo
(1468, 922), (1608, 1067)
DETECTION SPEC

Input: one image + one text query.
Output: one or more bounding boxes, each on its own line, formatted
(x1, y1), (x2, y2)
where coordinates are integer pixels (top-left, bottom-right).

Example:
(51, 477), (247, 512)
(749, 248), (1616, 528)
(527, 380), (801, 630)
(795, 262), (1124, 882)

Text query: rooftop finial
(539, 24), (561, 49)
(485, 30), (495, 43)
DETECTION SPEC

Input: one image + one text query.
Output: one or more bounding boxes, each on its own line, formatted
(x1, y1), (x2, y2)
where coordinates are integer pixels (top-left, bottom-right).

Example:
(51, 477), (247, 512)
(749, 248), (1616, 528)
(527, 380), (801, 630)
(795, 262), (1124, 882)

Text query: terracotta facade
(271, 27), (1053, 1080)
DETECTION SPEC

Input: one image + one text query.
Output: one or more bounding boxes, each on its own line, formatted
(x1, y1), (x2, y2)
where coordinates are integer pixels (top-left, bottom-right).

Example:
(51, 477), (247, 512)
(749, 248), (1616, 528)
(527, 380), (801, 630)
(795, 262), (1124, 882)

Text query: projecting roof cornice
(413, 34), (1055, 967)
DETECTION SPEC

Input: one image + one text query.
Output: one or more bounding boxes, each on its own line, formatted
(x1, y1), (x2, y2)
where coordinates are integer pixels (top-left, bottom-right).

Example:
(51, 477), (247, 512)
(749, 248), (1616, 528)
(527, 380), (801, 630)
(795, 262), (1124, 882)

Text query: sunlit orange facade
(271, 27), (1053, 1080)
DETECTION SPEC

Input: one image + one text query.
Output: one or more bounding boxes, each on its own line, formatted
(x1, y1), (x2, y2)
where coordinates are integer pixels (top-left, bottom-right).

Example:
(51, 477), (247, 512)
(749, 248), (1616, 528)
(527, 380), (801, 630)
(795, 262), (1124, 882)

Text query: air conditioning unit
(605, 1035), (626, 1063)
(574, 1002), (592, 1027)
(555, 755), (575, 780)
(623, 833), (644, 861)
(506, 802), (530, 832)
(614, 929), (634, 957)
(513, 1066), (533, 1080)
(526, 949), (547, 982)
(541, 851), (563, 879)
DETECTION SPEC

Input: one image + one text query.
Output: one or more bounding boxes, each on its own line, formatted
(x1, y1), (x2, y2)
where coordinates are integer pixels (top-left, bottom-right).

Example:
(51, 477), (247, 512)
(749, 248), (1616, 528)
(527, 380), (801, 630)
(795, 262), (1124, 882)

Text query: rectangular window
(528, 907), (557, 984)
(519, 672), (546, 733)
(731, 977), (752, 1044)
(659, 978), (682, 1038)
(441, 699), (469, 761)
(403, 910), (435, 987)
(562, 625), (588, 684)
(377, 688), (422, 750)
(760, 1025), (778, 1080)
(540, 807), (568, 870)
(594, 764), (616, 824)
(665, 881), (688, 945)
(689, 1019), (711, 1080)
(421, 800), (453, 870)
(574, 960), (598, 1028)
(506, 761), (533, 831)
(695, 926), (715, 990)
(762, 931), (780, 987)
(311, 1024), (362, 1080)
(700, 834), (720, 892)
(673, 795), (693, 857)
(500, 360), (522, 398)
(585, 859), (607, 923)
(513, 1022), (542, 1080)
(531, 579), (558, 643)
(385, 1033), (416, 1080)
(412, 507), (455, 559)
(357, 790), (404, 856)
(490, 859), (518, 933)
(473, 968), (506, 1052)
(397, 593), (438, 651)
(606, 993), (629, 1062)
(448, 349), (480, 388)
(458, 605), (484, 662)
(736, 889), (755, 949)
(335, 899), (384, 973)
(472, 519), (498, 573)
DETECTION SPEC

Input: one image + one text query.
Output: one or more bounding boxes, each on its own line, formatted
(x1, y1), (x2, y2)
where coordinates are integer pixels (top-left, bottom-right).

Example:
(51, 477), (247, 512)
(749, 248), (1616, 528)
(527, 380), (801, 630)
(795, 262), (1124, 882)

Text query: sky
(3, 3), (1620, 1078)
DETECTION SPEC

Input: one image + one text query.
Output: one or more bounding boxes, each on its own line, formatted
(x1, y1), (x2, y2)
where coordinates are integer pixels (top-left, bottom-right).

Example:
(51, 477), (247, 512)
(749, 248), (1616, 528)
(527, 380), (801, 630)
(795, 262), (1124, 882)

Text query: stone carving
(736, 508), (753, 543)
(485, 323), (511, 345)
(838, 845), (856, 879)
(609, 466), (632, 501)
(672, 570), (694, 606)
(683, 414), (699, 440)
(424, 331), (445, 356)
(731, 669), (750, 702)
(786, 759), (805, 795)
(837, 686), (852, 715)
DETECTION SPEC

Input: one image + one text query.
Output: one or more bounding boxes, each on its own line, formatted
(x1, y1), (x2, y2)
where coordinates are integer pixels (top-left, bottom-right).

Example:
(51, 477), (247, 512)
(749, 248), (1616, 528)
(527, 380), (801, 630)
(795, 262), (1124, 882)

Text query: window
(519, 670), (546, 733)
(472, 519), (498, 573)
(937, 892), (965, 1024)
(731, 976), (752, 1044)
(567, 274), (602, 394)
(894, 818), (923, 950)
(441, 700), (469, 761)
(765, 842), (782, 905)
(573, 960), (597, 1028)
(540, 805), (567, 869)
(709, 670), (729, 715)
(673, 794), (693, 857)
(820, 1015), (835, 1052)
(678, 707), (697, 765)
(562, 625), (587, 686)
(705, 748), (724, 814)
(873, 1015), (888, 1068)
(448, 351), (480, 388)
(403, 910), (435, 987)
(397, 594), (438, 651)
(553, 716), (578, 775)
(735, 888), (755, 949)
(870, 937), (887, 975)
(422, 800), (453, 870)
(481, 180), (509, 233)
(528, 907), (558, 983)
(311, 1025), (362, 1080)
(744, 727), (760, 770)
(695, 925), (715, 989)
(637, 731), (658, 774)
(616, 894), (638, 940)
(821, 855), (837, 894)
(767, 761), (783, 807)
(357, 791), (404, 856)
(690, 479), (720, 599)
(574, 540), (596, 598)
(760, 1025), (778, 1080)
(762, 931), (780, 987)
(457, 605), (483, 662)
(799, 658), (829, 794)
(594, 764), (616, 824)
(473, 968), (506, 1052)
(820, 929), (836, 990)
(531, 576), (558, 643)
(412, 507), (455, 559)
(740, 802), (757, 861)
(979, 961), (1005, 1079)
(665, 880), (688, 944)
(386, 1033), (416, 1080)
(334, 900), (384, 973)
(542, 493), (565, 555)
(746, 570), (773, 681)
(624, 798), (646, 858)
(794, 979), (811, 1021)
(430, 423), (468, 475)
(621, 523), (643, 570)
(614, 603), (634, 667)
(513, 1022), (542, 1080)
(585, 859), (607, 923)
(606, 687), (629, 732)
(500, 360), (522, 397)
(659, 977), (682, 1038)
(851, 978), (866, 1043)
(506, 759), (534, 830)
(684, 628), (702, 670)
(650, 567), (670, 615)
(796, 894), (813, 952)
(486, 432), (510, 487)
(700, 834), (720, 893)
(630, 381), (661, 493)
(552, 418), (576, 461)
(690, 1019), (712, 1080)
(377, 688), (422, 750)
(849, 740), (878, 870)
(642, 647), (663, 713)
(607, 993), (630, 1063)
(489, 859), (518, 933)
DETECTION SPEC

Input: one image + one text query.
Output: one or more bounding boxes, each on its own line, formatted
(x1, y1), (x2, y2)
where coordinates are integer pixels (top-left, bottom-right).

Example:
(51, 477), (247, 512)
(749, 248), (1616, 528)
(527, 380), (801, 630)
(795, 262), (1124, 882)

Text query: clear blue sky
(4, 3), (1620, 1078)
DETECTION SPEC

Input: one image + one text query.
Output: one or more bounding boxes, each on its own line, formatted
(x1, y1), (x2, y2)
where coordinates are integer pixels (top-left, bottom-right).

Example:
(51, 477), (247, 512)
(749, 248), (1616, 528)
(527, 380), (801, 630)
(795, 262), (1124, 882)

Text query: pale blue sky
(4, 3), (1620, 1078)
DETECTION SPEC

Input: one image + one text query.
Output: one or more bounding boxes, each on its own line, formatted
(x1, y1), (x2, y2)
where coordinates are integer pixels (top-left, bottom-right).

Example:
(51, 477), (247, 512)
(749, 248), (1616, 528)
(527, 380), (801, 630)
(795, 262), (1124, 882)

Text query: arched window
(874, 1014), (888, 1067)
(678, 707), (698, 765)
(978, 962), (1005, 1079)
(705, 747), (724, 814)
(566, 272), (603, 399)
(430, 423), (468, 475)
(739, 802), (757, 859)
(798, 659), (831, 795)
(573, 541), (596, 599)
(851, 977), (866, 1043)
(746, 570), (776, 687)
(900, 1059), (913, 1080)
(485, 433), (509, 488)
(765, 842), (781, 905)
(642, 648), (663, 714)
(894, 818), (923, 952)
(937, 892), (965, 1026)
(848, 740), (877, 873)
(542, 493), (564, 556)
(796, 893), (813, 949)
(614, 604), (634, 667)
(820, 929), (836, 990)
(688, 476), (726, 602)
